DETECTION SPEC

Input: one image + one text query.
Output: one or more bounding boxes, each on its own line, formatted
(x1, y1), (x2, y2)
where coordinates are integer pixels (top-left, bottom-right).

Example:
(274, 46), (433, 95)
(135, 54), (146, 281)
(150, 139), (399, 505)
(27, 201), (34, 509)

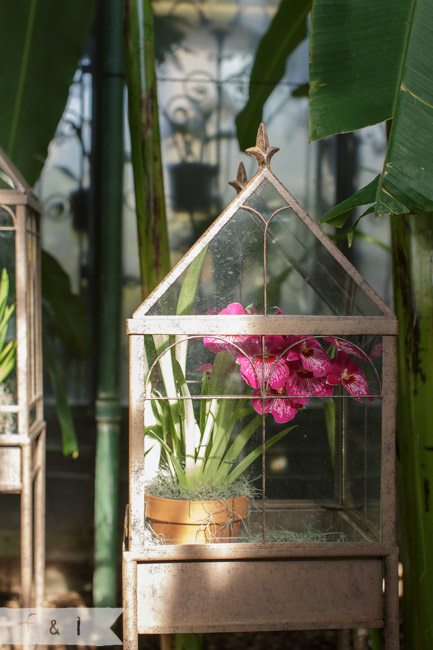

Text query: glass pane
(267, 208), (383, 316)
(27, 214), (39, 403)
(346, 398), (382, 538)
(244, 180), (287, 221)
(148, 208), (265, 315)
(148, 177), (383, 317)
(142, 330), (383, 544)
(0, 205), (17, 419)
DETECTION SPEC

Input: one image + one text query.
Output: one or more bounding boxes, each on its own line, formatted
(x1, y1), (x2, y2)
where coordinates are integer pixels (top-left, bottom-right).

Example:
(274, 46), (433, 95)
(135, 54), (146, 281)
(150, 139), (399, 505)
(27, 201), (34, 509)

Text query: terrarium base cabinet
(123, 539), (399, 647)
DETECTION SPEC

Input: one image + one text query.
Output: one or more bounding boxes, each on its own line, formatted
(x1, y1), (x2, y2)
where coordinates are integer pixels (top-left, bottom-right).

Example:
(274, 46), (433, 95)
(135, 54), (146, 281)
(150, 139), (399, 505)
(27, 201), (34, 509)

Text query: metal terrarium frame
(123, 125), (398, 649)
(0, 149), (45, 607)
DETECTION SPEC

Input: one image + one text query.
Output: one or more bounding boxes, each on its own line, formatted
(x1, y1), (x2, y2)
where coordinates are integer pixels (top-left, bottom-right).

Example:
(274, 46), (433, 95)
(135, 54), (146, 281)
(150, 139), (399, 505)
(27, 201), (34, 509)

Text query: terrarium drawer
(0, 446), (21, 491)
(136, 558), (383, 634)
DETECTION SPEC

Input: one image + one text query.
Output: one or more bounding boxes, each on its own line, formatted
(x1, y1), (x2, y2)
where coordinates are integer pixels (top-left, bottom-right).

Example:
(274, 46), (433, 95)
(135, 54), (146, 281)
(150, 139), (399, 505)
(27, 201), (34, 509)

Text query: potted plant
(143, 290), (376, 544)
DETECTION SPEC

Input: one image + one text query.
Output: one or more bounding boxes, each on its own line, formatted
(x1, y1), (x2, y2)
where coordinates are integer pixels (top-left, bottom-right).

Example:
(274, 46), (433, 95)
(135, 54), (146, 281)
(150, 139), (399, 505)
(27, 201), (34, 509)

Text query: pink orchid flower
(203, 302), (261, 356)
(237, 353), (290, 390)
(287, 338), (331, 377)
(326, 351), (373, 402)
(324, 337), (366, 360)
(286, 360), (334, 404)
(252, 389), (300, 423)
(370, 342), (382, 360)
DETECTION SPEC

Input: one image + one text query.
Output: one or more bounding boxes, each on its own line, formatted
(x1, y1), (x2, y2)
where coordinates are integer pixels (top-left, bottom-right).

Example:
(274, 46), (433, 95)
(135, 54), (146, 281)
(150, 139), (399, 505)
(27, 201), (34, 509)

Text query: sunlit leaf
(319, 176), (380, 227)
(0, 0), (96, 184)
(236, 0), (312, 150)
(310, 0), (433, 217)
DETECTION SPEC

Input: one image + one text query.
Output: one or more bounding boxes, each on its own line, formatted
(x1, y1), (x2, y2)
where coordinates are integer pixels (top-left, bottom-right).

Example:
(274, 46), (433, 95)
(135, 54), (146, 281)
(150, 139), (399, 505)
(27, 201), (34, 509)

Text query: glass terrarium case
(0, 149), (45, 607)
(123, 126), (398, 649)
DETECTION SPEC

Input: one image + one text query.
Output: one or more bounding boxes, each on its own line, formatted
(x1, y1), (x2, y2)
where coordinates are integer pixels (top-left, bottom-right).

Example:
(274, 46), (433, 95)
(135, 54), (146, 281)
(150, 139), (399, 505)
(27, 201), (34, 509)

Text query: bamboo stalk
(93, 0), (124, 607)
(124, 0), (170, 299)
(391, 213), (433, 649)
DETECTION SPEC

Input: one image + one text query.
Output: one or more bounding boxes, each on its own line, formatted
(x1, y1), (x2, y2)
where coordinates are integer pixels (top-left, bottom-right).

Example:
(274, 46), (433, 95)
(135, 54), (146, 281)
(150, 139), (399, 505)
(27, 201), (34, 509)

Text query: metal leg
(337, 629), (351, 650)
(160, 635), (176, 650)
(384, 552), (400, 650)
(21, 443), (33, 607)
(123, 553), (138, 650)
(34, 429), (46, 607)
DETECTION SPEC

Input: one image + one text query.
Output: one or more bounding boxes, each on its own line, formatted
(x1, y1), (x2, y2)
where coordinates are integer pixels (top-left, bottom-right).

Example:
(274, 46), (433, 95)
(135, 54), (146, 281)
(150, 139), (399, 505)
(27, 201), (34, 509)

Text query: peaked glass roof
(139, 126), (390, 320)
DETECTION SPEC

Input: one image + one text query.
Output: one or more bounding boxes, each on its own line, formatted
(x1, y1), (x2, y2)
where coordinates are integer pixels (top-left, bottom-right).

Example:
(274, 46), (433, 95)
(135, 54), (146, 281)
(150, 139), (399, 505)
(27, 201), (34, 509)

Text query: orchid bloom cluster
(203, 303), (378, 424)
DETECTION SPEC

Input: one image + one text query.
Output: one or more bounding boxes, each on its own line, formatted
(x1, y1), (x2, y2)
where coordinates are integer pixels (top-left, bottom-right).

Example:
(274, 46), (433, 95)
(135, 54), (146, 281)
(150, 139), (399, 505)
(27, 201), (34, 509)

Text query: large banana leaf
(310, 0), (433, 217)
(0, 0), (96, 185)
(235, 0), (312, 151)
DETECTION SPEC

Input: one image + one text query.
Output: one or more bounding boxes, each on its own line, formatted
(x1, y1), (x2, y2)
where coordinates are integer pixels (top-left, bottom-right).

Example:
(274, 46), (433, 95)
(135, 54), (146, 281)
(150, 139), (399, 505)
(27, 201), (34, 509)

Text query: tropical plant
(124, 0), (171, 299)
(145, 276), (296, 497)
(0, 0), (96, 456)
(0, 268), (16, 385)
(309, 4), (433, 649)
(238, 1), (433, 647)
(146, 300), (376, 498)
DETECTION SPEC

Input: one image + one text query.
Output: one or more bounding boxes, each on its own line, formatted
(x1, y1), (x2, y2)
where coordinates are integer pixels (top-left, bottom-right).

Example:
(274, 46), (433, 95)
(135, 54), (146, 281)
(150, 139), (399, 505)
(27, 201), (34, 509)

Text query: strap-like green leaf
(42, 251), (91, 357)
(0, 305), (15, 354)
(225, 424), (297, 486)
(236, 0), (312, 150)
(176, 246), (207, 316)
(211, 414), (263, 484)
(43, 330), (78, 457)
(319, 176), (380, 227)
(0, 339), (16, 383)
(0, 268), (10, 321)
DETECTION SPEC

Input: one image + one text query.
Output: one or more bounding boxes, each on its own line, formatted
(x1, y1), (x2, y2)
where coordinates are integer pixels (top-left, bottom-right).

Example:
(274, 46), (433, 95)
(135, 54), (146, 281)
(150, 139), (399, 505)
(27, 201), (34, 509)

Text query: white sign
(0, 608), (123, 645)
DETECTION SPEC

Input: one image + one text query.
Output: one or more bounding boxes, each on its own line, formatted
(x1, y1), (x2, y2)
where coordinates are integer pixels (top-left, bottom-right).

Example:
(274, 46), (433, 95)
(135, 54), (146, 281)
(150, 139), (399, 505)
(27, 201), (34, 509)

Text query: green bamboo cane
(391, 213), (433, 650)
(93, 0), (125, 607)
(124, 0), (170, 299)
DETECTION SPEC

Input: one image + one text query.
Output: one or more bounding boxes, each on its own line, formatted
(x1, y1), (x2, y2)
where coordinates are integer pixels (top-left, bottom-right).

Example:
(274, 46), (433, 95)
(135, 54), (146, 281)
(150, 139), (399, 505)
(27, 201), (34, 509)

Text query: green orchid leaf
(225, 424), (296, 486)
(236, 0), (312, 150)
(207, 351), (236, 396)
(146, 427), (187, 487)
(211, 414), (263, 484)
(0, 268), (16, 383)
(0, 340), (17, 384)
(0, 305), (15, 354)
(323, 398), (335, 471)
(176, 246), (208, 316)
(173, 358), (200, 463)
(199, 369), (210, 434)
(0, 268), (10, 320)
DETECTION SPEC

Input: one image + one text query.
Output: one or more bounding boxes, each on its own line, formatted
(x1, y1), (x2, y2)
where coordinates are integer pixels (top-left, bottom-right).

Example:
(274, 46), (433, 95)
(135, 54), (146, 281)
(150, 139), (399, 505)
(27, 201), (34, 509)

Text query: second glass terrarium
(123, 125), (398, 649)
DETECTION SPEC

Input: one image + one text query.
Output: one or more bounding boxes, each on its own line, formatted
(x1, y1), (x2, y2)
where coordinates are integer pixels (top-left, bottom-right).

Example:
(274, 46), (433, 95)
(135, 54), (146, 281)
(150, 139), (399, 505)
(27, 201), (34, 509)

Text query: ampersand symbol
(50, 620), (60, 635)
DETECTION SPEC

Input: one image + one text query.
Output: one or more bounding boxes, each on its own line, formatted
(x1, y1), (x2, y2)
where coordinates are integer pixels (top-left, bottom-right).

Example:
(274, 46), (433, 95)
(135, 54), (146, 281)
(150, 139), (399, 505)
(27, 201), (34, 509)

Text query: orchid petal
(324, 337), (366, 360)
(300, 344), (331, 377)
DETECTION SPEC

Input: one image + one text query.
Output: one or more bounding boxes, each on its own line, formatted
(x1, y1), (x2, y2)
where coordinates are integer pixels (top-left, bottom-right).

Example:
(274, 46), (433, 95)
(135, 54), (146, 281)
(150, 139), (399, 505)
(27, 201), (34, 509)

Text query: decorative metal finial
(245, 123), (279, 169)
(229, 162), (248, 194)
